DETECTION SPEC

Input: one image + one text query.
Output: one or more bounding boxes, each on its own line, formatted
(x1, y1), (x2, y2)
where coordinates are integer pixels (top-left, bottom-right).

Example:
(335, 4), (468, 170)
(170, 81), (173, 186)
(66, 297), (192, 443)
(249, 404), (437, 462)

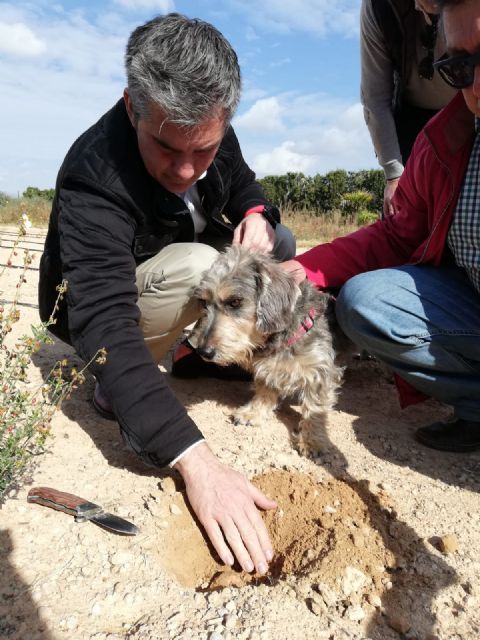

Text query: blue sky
(0, 0), (377, 197)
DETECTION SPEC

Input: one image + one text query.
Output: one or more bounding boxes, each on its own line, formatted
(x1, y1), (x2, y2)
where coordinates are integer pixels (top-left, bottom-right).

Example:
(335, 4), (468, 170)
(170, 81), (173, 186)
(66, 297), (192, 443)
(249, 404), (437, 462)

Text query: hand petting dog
(233, 212), (276, 254)
(279, 258), (307, 284)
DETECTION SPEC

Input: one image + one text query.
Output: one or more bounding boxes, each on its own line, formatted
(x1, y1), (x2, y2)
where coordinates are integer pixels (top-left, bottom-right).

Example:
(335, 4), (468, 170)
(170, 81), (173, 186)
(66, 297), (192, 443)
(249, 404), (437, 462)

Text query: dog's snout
(197, 345), (216, 361)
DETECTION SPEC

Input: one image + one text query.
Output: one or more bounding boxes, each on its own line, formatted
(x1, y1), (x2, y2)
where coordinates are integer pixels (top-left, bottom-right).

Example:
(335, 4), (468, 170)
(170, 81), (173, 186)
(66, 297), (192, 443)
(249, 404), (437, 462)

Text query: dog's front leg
(294, 409), (329, 458)
(231, 383), (279, 427)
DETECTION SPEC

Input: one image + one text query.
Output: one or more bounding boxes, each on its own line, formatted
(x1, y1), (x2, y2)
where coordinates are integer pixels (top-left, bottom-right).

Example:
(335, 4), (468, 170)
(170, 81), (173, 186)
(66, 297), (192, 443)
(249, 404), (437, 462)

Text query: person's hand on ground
(233, 213), (275, 254)
(279, 259), (307, 284)
(383, 178), (400, 216)
(174, 442), (276, 573)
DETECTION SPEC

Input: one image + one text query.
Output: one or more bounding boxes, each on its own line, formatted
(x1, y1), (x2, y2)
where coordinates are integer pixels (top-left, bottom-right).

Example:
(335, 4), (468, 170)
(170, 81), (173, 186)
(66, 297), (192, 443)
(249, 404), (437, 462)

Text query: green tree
(22, 186), (55, 201)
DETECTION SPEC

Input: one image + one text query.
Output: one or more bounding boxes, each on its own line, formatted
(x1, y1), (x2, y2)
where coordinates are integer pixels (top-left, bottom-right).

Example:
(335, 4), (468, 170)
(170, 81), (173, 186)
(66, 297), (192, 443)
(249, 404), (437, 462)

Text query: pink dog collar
(287, 308), (316, 346)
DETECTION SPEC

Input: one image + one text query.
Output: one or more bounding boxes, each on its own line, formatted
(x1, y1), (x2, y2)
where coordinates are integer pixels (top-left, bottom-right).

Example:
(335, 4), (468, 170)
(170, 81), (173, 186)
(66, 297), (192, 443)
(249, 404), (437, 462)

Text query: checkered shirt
(447, 117), (480, 294)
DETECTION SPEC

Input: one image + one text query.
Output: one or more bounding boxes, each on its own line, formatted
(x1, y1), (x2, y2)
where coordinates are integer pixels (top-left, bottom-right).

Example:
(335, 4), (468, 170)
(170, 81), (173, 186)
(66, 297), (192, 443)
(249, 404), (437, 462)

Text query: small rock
(323, 505), (336, 514)
(387, 613), (411, 634)
(342, 567), (369, 597)
(436, 534), (459, 555)
(224, 614), (237, 630)
(170, 503), (182, 516)
(344, 604), (365, 621)
(66, 615), (78, 630)
(351, 532), (364, 548)
(159, 477), (177, 495)
(367, 593), (382, 608)
(110, 551), (134, 566)
(313, 583), (338, 608)
(310, 595), (327, 616)
(305, 548), (316, 561)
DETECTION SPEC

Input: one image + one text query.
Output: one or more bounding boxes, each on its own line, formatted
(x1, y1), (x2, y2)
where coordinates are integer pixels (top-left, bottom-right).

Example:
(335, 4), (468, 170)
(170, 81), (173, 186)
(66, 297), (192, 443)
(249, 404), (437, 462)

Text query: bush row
(259, 169), (384, 215)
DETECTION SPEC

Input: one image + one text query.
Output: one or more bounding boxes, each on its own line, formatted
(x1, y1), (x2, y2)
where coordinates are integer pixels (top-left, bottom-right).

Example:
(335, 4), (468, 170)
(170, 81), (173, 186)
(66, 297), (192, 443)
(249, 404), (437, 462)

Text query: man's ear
(123, 88), (137, 129)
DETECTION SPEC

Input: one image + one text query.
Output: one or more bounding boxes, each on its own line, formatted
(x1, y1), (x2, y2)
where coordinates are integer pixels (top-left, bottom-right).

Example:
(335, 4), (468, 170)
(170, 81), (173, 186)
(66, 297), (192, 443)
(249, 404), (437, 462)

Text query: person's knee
(335, 272), (385, 341)
(183, 244), (219, 284)
(162, 243), (218, 293)
(273, 224), (296, 261)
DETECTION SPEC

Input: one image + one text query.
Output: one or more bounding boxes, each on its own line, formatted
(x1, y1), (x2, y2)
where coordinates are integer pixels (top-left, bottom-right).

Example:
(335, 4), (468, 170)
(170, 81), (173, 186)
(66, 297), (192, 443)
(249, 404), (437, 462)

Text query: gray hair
(125, 13), (241, 127)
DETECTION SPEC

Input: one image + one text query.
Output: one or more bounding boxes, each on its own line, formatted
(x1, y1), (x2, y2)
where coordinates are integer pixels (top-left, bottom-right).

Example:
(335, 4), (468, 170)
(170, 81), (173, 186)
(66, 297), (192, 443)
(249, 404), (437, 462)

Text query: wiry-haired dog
(188, 245), (343, 457)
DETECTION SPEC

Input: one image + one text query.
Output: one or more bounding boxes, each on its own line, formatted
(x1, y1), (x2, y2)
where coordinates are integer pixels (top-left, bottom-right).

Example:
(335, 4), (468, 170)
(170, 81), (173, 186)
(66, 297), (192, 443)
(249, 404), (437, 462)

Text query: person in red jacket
(283, 0), (480, 453)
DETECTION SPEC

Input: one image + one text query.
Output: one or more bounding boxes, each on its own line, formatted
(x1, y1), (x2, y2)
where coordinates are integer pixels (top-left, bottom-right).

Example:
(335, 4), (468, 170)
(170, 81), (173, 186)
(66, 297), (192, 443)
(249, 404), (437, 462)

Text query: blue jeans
(336, 265), (480, 421)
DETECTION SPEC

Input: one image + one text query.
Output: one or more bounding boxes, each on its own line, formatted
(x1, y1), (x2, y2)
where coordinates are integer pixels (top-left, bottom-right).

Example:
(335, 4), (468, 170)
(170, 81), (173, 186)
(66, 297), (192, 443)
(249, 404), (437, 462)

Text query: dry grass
(0, 198), (51, 227)
(282, 209), (361, 246)
(0, 200), (362, 247)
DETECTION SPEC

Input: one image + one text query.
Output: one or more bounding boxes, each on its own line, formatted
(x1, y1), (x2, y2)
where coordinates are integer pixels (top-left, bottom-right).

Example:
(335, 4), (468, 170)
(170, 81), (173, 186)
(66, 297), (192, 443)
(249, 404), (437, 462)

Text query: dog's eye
(198, 298), (207, 309)
(227, 298), (242, 309)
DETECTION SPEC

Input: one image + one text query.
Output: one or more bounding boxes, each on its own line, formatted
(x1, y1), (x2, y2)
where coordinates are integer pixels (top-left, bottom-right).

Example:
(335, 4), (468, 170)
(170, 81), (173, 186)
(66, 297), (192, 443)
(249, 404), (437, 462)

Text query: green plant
(357, 209), (380, 226)
(22, 186), (55, 201)
(0, 215), (106, 499)
(341, 191), (375, 218)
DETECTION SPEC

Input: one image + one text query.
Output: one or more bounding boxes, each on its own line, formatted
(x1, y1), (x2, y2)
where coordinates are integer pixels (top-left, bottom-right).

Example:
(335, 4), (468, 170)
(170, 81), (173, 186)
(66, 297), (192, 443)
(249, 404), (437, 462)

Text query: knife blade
(27, 487), (139, 536)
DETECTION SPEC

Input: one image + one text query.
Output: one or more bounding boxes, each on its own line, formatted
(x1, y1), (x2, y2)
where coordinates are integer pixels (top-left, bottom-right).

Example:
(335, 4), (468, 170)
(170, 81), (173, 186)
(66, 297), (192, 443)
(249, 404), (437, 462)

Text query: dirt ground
(1, 227), (480, 640)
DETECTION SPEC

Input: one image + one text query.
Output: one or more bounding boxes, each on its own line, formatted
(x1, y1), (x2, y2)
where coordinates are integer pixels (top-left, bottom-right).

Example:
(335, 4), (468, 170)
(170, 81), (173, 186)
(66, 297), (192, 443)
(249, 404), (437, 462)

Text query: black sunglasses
(434, 51), (480, 89)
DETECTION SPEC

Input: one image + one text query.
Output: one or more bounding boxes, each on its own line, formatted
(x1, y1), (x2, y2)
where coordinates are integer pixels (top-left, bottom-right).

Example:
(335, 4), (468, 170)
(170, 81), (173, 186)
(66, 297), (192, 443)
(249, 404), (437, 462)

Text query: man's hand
(279, 259), (307, 284)
(233, 213), (275, 254)
(174, 442), (276, 574)
(383, 178), (400, 217)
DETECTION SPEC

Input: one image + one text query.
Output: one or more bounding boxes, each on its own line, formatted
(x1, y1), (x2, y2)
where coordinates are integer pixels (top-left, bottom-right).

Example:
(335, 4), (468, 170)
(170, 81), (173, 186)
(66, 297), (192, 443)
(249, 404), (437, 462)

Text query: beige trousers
(135, 243), (218, 363)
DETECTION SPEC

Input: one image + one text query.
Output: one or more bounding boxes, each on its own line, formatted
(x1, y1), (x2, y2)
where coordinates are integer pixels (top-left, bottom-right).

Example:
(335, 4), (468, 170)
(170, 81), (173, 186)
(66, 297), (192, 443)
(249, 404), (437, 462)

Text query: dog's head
(188, 245), (301, 367)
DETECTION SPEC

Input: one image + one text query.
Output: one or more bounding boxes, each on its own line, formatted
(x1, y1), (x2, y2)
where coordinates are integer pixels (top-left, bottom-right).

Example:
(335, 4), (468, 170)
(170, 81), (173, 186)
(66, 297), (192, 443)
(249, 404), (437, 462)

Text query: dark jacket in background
(39, 98), (279, 467)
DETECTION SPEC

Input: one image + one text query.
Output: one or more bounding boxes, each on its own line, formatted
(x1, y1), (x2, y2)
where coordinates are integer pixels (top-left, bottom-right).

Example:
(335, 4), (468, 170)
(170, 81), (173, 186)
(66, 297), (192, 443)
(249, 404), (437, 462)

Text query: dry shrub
(0, 197), (51, 227)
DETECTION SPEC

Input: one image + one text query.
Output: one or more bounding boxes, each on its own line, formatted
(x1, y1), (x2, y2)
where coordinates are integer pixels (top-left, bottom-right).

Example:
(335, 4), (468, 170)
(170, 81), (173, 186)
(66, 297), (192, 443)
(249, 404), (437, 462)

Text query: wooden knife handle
(28, 487), (86, 509)
(27, 486), (100, 519)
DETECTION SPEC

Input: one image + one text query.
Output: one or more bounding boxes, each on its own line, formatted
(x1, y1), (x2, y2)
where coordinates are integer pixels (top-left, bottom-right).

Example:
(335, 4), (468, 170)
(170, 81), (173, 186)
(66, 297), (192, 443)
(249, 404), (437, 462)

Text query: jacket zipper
(411, 130), (455, 265)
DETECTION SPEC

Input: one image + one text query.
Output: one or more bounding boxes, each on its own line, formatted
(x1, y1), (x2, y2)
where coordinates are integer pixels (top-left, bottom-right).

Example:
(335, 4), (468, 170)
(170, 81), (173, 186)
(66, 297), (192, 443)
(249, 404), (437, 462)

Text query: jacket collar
(423, 92), (475, 158)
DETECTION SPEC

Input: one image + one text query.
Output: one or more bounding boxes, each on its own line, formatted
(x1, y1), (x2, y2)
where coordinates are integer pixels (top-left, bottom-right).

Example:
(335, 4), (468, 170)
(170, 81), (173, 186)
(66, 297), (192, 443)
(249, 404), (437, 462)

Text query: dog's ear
(254, 257), (301, 334)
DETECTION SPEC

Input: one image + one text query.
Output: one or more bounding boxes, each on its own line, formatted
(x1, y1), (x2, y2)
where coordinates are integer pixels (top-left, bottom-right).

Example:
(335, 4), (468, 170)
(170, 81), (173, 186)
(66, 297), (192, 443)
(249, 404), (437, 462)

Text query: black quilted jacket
(39, 98), (279, 467)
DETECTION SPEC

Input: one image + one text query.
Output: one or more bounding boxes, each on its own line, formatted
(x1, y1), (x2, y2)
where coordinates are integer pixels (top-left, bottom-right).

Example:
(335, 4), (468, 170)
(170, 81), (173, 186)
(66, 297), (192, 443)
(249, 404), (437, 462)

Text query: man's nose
(172, 156), (195, 180)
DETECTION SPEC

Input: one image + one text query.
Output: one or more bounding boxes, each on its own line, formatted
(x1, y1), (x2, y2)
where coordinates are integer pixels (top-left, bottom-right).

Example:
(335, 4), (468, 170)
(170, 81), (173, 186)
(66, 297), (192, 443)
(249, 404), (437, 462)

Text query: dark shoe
(171, 341), (251, 381)
(92, 383), (116, 421)
(415, 418), (480, 452)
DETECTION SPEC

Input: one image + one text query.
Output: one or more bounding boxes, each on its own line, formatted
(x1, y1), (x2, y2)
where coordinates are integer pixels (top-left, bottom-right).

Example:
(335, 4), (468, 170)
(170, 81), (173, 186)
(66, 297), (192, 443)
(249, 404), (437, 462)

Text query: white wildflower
(21, 213), (32, 229)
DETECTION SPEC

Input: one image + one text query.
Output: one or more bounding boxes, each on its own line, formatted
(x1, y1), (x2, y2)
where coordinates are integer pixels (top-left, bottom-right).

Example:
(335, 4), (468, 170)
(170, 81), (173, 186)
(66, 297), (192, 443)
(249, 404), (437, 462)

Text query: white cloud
(254, 141), (314, 175)
(0, 5), (129, 195)
(113, 0), (175, 10)
(0, 21), (46, 57)
(229, 0), (360, 38)
(235, 97), (284, 132)
(237, 93), (377, 178)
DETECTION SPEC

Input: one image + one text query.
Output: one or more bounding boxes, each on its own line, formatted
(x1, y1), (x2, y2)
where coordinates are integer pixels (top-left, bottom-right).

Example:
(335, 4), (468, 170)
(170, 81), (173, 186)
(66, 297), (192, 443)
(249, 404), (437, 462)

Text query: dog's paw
(230, 405), (258, 427)
(292, 418), (329, 458)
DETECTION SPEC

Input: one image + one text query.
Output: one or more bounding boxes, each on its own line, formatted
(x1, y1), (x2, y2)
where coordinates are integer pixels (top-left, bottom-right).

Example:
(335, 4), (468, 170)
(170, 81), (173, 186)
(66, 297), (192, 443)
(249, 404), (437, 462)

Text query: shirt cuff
(382, 160), (404, 181)
(243, 205), (265, 218)
(168, 438), (206, 468)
